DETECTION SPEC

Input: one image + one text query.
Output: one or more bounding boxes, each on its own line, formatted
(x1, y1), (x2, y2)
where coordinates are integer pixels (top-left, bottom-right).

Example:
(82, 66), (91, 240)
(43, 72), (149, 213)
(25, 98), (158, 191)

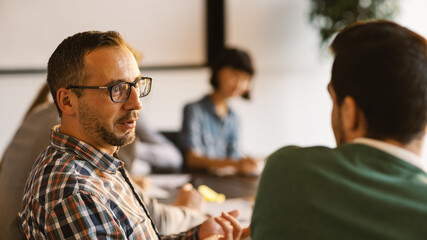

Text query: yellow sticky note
(198, 185), (226, 202)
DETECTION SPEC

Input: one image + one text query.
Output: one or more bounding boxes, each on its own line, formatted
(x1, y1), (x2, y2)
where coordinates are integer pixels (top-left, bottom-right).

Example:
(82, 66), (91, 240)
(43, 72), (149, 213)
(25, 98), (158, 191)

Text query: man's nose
(124, 86), (142, 111)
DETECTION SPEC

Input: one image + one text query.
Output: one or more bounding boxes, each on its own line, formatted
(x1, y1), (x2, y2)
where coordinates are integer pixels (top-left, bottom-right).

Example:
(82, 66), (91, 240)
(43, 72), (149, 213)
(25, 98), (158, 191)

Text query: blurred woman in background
(181, 47), (262, 176)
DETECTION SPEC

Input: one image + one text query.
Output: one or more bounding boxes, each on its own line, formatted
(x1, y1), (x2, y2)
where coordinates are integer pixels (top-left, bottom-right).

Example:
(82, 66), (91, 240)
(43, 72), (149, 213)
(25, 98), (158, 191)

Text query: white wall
(1, 0), (427, 160)
(0, 0), (205, 68)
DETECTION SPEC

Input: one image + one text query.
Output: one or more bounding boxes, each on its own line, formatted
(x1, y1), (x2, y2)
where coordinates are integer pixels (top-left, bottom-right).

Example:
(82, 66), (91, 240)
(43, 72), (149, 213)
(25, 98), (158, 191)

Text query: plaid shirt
(20, 126), (200, 239)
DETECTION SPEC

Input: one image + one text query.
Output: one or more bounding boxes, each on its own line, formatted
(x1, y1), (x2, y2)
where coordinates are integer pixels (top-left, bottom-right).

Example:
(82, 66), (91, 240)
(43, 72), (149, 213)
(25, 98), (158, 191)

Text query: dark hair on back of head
(210, 47), (255, 99)
(330, 20), (427, 143)
(47, 31), (126, 116)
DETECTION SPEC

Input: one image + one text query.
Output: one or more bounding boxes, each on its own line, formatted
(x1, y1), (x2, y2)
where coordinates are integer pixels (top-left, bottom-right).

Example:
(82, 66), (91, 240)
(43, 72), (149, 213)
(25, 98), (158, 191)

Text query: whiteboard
(0, 0), (206, 69)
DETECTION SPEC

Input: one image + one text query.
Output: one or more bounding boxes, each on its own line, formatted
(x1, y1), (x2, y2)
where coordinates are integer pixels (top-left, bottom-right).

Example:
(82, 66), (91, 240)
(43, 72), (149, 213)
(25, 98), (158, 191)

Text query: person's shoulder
(185, 96), (207, 107)
(35, 146), (96, 191)
(258, 145), (338, 188)
(184, 96), (210, 114)
(269, 145), (334, 159)
(227, 105), (238, 118)
(30, 148), (106, 211)
(28, 149), (76, 195)
(36, 146), (83, 177)
(9, 102), (59, 143)
(26, 102), (59, 122)
(266, 145), (336, 169)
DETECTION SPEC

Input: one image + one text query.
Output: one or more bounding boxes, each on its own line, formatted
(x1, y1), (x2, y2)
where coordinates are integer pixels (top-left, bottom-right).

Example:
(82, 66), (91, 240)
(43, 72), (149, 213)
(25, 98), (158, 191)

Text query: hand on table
(238, 157), (264, 176)
(199, 210), (250, 240)
(173, 183), (206, 213)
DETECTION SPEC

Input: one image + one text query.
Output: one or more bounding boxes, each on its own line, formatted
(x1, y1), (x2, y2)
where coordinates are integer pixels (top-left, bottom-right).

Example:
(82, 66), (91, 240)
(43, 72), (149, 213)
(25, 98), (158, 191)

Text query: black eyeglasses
(67, 77), (152, 103)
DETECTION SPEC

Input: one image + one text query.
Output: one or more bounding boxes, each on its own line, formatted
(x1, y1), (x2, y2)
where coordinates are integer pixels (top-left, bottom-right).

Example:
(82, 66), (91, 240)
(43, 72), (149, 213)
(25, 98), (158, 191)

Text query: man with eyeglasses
(0, 49), (193, 238)
(19, 31), (248, 239)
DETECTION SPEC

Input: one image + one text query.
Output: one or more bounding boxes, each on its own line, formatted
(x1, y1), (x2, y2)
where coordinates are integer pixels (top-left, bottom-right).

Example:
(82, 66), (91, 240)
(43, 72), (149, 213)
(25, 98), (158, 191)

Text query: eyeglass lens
(111, 78), (150, 102)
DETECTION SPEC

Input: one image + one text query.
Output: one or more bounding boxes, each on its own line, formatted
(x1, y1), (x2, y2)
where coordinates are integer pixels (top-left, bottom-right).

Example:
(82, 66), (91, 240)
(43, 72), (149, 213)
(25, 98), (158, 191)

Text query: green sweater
(251, 144), (427, 240)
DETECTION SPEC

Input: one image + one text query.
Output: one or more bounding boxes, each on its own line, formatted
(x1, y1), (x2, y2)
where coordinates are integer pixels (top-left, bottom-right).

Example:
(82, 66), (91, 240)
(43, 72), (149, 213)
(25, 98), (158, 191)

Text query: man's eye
(111, 83), (128, 96)
(111, 85), (121, 94)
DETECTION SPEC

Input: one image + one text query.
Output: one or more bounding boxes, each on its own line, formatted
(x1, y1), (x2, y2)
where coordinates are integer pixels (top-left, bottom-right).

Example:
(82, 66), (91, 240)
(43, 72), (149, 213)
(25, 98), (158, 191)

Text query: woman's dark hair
(210, 47), (255, 99)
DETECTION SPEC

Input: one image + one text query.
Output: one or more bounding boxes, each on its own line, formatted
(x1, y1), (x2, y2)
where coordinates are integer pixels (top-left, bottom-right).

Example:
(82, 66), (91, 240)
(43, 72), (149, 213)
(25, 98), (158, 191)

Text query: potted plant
(309, 0), (399, 45)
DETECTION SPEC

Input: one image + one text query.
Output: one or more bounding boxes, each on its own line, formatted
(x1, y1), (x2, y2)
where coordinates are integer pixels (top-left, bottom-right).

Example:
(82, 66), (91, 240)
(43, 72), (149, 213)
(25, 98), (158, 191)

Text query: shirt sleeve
(46, 192), (127, 239)
(161, 225), (201, 240)
(134, 180), (207, 235)
(46, 191), (203, 239)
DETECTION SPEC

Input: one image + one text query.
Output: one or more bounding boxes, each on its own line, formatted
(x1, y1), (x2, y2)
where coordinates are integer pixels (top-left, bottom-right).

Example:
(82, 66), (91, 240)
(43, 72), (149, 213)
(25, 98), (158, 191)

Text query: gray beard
(79, 102), (137, 147)
(96, 124), (136, 147)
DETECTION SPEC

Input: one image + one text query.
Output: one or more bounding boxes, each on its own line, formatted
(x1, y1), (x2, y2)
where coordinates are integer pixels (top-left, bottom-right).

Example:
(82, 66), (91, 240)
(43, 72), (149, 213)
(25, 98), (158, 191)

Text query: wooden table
(152, 172), (260, 204)
(190, 172), (259, 199)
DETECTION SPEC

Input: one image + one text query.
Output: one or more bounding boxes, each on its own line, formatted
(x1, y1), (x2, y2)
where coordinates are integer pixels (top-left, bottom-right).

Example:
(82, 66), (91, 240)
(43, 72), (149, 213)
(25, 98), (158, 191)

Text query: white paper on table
(205, 198), (254, 227)
(147, 174), (191, 189)
(145, 184), (171, 199)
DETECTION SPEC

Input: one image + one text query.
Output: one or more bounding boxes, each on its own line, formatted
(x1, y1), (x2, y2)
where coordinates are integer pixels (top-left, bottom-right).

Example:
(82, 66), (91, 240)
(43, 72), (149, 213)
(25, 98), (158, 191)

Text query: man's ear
(341, 96), (365, 137)
(56, 88), (77, 116)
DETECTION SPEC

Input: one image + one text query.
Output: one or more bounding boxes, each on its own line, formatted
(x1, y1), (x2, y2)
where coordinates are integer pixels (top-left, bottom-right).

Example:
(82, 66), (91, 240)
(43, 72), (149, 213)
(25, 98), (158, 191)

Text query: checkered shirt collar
(50, 125), (123, 173)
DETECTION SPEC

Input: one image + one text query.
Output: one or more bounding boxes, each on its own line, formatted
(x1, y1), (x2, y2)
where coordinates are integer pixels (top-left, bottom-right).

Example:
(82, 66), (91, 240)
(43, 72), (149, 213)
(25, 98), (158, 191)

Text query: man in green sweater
(251, 20), (427, 239)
